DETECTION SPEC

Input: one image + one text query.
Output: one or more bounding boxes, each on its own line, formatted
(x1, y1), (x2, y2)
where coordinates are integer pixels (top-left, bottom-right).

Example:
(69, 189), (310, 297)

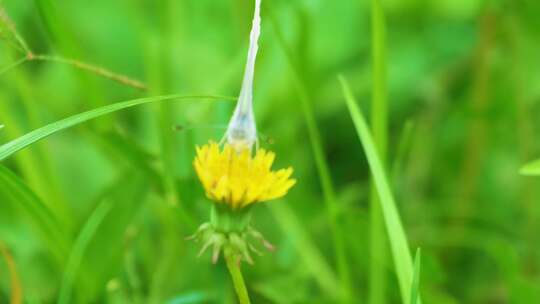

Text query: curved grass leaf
(268, 203), (340, 299)
(520, 158), (540, 176)
(369, 0), (390, 301)
(266, 6), (350, 300)
(340, 76), (420, 304)
(0, 94), (235, 162)
(0, 165), (69, 263)
(79, 174), (148, 302)
(410, 248), (421, 304)
(57, 199), (113, 304)
(392, 120), (415, 182)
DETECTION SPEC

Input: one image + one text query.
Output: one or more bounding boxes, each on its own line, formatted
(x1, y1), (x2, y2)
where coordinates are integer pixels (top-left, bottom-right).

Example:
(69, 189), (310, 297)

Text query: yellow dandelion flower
(194, 141), (296, 209)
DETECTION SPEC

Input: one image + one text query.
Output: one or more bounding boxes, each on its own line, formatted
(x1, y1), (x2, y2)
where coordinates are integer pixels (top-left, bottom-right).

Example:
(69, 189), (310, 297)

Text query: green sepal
(187, 204), (274, 264)
(210, 204), (252, 233)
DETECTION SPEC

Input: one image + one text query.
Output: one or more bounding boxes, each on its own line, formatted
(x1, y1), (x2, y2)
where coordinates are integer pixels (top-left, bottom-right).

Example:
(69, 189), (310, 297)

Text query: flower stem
(225, 249), (251, 304)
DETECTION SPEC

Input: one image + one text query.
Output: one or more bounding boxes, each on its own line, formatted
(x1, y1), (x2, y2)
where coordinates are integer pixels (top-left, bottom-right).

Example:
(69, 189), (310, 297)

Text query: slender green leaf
(0, 94), (234, 162)
(369, 0), (389, 302)
(57, 199), (113, 304)
(392, 120), (415, 182)
(268, 203), (340, 299)
(267, 6), (350, 301)
(340, 76), (419, 304)
(79, 174), (149, 302)
(520, 158), (540, 176)
(410, 248), (421, 304)
(0, 164), (69, 263)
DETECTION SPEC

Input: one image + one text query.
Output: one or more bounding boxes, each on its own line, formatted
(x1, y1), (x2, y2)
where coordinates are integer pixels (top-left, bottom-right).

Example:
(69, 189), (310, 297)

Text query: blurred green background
(1, 0), (540, 303)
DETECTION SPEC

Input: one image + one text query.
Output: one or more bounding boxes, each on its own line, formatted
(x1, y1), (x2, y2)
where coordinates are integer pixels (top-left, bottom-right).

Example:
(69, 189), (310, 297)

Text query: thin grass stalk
(340, 76), (420, 304)
(506, 13), (540, 269)
(124, 245), (144, 304)
(268, 203), (340, 298)
(123, 4), (195, 300)
(152, 3), (177, 209)
(143, 0), (195, 230)
(391, 121), (414, 185)
(32, 55), (147, 90)
(452, 12), (495, 250)
(57, 200), (113, 304)
(0, 5), (32, 54)
(409, 248), (421, 304)
(369, 0), (389, 303)
(0, 57), (28, 75)
(266, 5), (351, 301)
(0, 55), (147, 90)
(1, 4), (145, 90)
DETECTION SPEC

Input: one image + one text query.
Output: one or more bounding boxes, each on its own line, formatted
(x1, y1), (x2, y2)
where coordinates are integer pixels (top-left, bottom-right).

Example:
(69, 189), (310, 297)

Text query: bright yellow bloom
(194, 141), (296, 209)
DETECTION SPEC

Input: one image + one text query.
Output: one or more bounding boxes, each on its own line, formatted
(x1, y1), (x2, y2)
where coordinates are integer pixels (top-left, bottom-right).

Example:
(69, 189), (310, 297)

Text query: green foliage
(520, 158), (540, 176)
(341, 76), (418, 304)
(410, 248), (421, 304)
(0, 94), (234, 161)
(0, 0), (539, 303)
(0, 165), (69, 264)
(57, 199), (113, 304)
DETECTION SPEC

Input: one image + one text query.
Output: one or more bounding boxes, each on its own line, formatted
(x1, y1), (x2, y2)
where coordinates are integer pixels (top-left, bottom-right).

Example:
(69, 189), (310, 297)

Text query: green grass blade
(268, 203), (340, 299)
(391, 120), (415, 182)
(339, 76), (419, 304)
(143, 3), (193, 230)
(0, 94), (234, 162)
(0, 165), (69, 263)
(266, 6), (351, 300)
(369, 0), (389, 302)
(520, 158), (540, 176)
(89, 132), (163, 190)
(410, 248), (421, 304)
(57, 199), (113, 304)
(74, 174), (149, 302)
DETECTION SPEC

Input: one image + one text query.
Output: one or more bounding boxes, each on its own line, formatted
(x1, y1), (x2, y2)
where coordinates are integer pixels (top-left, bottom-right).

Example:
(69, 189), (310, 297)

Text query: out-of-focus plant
(520, 158), (540, 176)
